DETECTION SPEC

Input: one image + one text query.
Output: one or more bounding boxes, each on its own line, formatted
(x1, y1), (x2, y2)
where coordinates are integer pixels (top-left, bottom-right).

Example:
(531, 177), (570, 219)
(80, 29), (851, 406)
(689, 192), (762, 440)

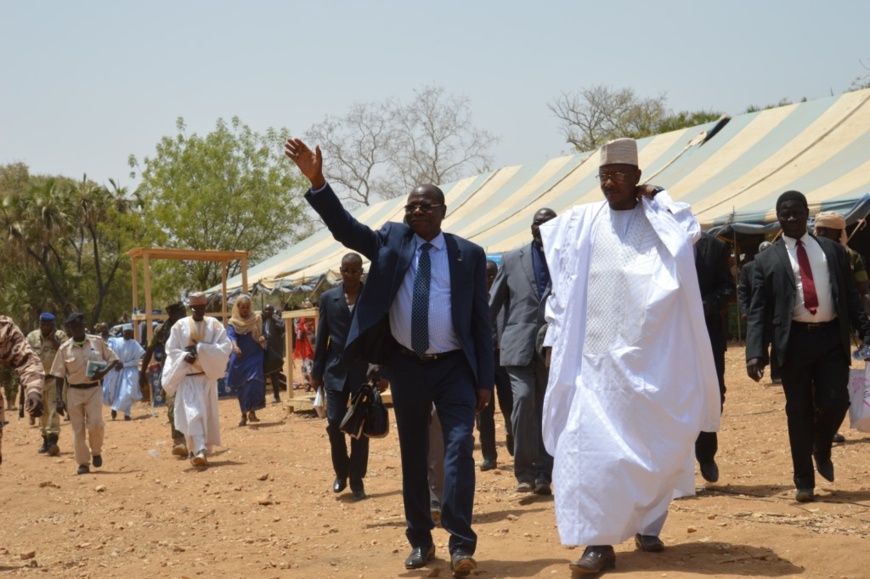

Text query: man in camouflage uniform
(26, 312), (67, 455)
(1, 315), (44, 465)
(139, 302), (188, 457)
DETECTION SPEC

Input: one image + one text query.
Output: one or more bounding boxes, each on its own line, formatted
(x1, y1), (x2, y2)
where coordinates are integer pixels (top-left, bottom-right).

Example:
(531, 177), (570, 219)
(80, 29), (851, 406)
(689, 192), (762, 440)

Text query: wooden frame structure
(128, 247), (249, 343)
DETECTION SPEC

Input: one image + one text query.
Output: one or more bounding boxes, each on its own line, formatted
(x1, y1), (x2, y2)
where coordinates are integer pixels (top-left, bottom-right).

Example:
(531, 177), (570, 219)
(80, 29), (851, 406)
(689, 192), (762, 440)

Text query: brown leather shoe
(450, 549), (477, 577)
(569, 545), (615, 574)
(634, 533), (665, 552)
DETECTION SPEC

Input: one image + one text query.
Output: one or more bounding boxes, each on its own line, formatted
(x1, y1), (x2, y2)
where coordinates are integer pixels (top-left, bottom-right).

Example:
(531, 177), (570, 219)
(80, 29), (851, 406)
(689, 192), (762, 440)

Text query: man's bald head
(532, 207), (557, 245)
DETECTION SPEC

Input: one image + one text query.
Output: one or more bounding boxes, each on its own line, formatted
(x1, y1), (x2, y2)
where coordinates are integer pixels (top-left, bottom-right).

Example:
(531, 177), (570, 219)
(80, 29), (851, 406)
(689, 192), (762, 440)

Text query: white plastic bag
(848, 365), (870, 432)
(312, 386), (326, 419)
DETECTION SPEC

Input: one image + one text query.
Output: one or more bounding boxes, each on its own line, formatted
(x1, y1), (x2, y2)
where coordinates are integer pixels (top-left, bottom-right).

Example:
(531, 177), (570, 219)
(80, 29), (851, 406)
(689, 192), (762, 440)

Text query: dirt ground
(1, 346), (870, 578)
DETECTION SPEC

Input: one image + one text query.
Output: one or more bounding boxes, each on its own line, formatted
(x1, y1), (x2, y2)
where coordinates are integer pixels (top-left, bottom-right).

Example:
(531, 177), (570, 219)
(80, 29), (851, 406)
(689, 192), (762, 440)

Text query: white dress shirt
(389, 232), (460, 353)
(783, 233), (835, 323)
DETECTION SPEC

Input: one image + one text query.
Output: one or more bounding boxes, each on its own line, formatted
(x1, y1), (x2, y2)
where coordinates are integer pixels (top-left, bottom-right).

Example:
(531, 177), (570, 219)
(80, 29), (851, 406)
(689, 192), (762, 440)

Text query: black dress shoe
(833, 432), (846, 443)
(813, 454), (835, 482)
(634, 533), (665, 552)
(480, 458), (497, 471)
(569, 545), (615, 574)
(350, 480), (366, 500)
(699, 459), (719, 483)
(404, 544), (435, 569)
(333, 478), (347, 493)
(533, 480), (552, 495)
(450, 549), (477, 577)
(795, 488), (815, 502)
(92, 455), (102, 468)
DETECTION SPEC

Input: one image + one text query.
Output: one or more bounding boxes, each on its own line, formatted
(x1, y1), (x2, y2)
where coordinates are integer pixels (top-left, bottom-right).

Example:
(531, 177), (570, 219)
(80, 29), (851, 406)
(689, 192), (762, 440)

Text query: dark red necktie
(796, 240), (818, 314)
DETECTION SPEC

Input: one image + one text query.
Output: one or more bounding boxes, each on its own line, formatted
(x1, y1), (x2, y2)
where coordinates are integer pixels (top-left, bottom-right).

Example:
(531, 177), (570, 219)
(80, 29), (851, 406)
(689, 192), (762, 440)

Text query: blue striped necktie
(411, 243), (433, 354)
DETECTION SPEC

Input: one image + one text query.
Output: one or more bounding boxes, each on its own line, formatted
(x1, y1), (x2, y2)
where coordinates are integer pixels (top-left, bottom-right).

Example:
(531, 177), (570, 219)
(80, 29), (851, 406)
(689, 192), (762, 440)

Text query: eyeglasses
(404, 203), (443, 213)
(596, 172), (632, 184)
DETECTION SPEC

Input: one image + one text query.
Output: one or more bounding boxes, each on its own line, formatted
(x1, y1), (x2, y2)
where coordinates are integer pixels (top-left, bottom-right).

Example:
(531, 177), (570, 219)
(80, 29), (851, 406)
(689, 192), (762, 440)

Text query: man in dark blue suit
(311, 253), (371, 501)
(286, 138), (493, 576)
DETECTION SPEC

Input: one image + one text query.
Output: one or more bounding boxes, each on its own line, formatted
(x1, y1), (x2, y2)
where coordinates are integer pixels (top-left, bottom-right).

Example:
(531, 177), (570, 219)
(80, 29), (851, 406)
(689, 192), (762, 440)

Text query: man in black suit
(285, 138), (493, 577)
(738, 241), (779, 383)
(312, 253), (370, 500)
(261, 304), (286, 404)
(746, 190), (870, 502)
(476, 260), (514, 471)
(694, 233), (734, 483)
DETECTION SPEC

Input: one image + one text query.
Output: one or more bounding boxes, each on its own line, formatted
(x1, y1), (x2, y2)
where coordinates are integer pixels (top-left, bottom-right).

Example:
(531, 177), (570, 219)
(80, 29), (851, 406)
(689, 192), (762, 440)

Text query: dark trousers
(779, 322), (850, 490)
(388, 350), (478, 555)
(265, 371), (285, 400)
(325, 386), (369, 485)
(506, 359), (552, 484)
(696, 330), (726, 463)
(476, 351), (513, 462)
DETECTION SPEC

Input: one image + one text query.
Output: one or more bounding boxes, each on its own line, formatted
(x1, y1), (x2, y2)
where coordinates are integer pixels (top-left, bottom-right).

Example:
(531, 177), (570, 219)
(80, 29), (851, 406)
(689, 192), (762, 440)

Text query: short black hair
(776, 190), (808, 213)
(341, 252), (362, 266)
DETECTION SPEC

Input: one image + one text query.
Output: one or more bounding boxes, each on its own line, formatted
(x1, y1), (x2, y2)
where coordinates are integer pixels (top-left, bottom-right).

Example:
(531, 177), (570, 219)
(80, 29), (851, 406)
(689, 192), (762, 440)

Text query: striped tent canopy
(217, 88), (870, 293)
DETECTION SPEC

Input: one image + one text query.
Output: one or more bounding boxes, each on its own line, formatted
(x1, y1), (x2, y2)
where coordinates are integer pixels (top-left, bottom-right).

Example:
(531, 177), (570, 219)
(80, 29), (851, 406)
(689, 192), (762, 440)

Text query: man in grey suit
(489, 208), (557, 494)
(746, 190), (870, 502)
(311, 253), (371, 501)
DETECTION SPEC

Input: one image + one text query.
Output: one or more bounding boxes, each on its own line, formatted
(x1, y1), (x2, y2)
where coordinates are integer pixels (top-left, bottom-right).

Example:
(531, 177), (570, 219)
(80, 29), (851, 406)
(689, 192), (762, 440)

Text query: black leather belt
(397, 345), (461, 363)
(186, 372), (205, 377)
(792, 319), (838, 331)
(69, 383), (99, 389)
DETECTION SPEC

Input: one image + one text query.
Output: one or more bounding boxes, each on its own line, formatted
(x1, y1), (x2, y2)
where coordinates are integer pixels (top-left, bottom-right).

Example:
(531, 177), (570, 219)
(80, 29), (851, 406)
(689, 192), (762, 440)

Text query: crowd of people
(1, 133), (868, 576)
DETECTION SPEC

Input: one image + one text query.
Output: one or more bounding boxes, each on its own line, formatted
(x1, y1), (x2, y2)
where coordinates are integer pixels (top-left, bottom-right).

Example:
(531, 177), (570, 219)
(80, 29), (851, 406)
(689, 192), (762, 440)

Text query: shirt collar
(414, 231), (445, 251)
(783, 232), (811, 248)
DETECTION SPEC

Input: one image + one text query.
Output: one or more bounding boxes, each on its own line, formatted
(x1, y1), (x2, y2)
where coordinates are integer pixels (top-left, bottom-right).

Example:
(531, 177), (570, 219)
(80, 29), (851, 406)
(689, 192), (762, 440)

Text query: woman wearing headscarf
(225, 295), (266, 426)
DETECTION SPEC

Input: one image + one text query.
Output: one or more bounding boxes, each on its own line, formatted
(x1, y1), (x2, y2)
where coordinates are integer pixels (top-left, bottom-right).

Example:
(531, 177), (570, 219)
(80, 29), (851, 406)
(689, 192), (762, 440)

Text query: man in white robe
(540, 138), (721, 574)
(161, 293), (231, 467)
(102, 324), (145, 420)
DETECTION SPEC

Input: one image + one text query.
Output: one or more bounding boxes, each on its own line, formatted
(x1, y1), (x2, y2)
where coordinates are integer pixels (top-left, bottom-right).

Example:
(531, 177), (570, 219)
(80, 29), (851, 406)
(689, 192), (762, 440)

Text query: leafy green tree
(0, 166), (141, 326)
(129, 117), (309, 291)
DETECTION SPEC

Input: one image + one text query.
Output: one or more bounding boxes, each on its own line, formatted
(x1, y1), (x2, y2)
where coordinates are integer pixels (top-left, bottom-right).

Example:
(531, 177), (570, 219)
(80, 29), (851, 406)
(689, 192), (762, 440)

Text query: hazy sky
(3, 1), (869, 189)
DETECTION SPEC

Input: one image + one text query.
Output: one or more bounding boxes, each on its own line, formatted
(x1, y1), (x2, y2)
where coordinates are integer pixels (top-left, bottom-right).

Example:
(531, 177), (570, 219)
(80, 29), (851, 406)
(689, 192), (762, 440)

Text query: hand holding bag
(848, 365), (870, 432)
(364, 388), (389, 438)
(340, 383), (373, 439)
(312, 386), (327, 419)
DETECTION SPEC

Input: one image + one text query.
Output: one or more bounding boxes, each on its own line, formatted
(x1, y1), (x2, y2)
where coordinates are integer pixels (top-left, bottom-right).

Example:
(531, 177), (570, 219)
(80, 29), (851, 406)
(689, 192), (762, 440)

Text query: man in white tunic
(540, 138), (721, 574)
(102, 324), (145, 420)
(161, 293), (232, 467)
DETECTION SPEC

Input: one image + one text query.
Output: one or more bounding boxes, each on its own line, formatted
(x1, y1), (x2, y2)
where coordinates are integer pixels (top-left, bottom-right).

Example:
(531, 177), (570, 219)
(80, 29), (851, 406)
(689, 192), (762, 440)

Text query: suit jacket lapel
(774, 240), (796, 289)
(392, 230), (416, 298)
(445, 233), (461, 329)
(519, 244), (540, 300)
(816, 237), (841, 304)
(335, 283), (350, 318)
